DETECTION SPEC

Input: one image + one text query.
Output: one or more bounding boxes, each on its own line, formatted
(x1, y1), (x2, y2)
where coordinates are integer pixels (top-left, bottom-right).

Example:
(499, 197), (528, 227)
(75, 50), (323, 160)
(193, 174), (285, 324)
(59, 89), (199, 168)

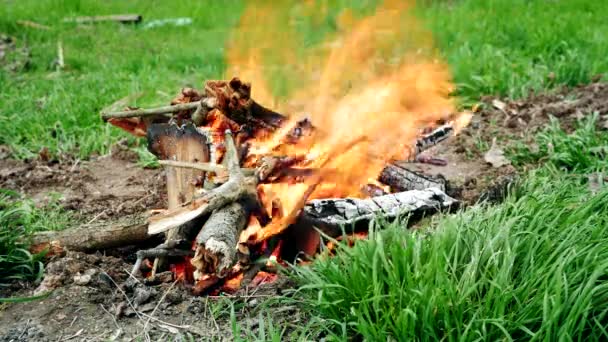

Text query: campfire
(92, 77), (469, 295)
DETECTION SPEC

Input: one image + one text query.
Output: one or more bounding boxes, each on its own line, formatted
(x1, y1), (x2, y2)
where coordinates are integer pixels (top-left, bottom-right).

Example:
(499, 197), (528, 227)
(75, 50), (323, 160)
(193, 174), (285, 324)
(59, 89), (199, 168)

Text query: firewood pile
(36, 77), (459, 295)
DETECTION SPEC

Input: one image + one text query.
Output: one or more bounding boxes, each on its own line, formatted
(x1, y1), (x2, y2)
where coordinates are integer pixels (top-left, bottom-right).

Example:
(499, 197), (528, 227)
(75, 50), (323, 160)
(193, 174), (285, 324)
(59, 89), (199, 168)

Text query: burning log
(191, 202), (248, 277)
(362, 183), (388, 197)
(379, 163), (446, 192)
(302, 188), (457, 237)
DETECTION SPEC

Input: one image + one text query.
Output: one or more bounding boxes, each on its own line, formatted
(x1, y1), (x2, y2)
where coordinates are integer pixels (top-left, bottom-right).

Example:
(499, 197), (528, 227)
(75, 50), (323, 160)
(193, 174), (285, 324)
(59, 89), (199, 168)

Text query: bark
(204, 78), (287, 129)
(29, 221), (150, 255)
(379, 163), (446, 192)
(302, 188), (457, 237)
(191, 202), (248, 277)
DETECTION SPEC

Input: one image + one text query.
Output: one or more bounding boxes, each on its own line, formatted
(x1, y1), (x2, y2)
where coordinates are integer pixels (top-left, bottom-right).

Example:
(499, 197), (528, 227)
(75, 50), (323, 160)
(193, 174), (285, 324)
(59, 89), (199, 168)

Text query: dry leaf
(492, 99), (507, 112)
(484, 138), (511, 168)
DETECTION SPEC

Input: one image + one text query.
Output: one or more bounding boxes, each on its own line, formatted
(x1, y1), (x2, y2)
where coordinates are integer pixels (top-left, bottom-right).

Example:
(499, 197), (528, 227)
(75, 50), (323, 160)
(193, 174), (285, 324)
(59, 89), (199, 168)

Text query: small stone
(73, 273), (92, 285)
(464, 177), (477, 188)
(35, 274), (64, 294)
(133, 285), (157, 307)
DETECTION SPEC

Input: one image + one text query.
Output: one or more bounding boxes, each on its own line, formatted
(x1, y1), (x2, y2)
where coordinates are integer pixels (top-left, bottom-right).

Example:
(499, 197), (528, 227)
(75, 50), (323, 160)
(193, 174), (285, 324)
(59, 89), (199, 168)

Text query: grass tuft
(0, 190), (72, 285)
(511, 113), (608, 172)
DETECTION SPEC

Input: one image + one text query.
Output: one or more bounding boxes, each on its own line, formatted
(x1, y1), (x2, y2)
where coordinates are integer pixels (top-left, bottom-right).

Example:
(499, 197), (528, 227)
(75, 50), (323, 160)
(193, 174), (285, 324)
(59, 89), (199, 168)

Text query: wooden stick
(158, 160), (226, 174)
(158, 160), (255, 176)
(29, 221), (150, 254)
(63, 14), (143, 24)
(17, 20), (51, 30)
(56, 40), (64, 70)
(100, 102), (198, 121)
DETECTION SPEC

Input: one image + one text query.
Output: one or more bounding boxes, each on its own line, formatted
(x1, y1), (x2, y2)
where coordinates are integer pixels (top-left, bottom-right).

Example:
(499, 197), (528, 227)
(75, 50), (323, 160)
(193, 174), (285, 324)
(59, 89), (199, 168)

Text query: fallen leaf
(484, 138), (511, 168)
(492, 99), (507, 112)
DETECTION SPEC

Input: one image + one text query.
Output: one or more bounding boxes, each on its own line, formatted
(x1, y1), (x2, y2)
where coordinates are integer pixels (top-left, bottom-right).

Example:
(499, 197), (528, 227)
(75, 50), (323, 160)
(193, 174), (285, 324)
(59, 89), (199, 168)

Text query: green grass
(0, 1), (244, 160)
(0, 190), (72, 286)
(425, 0), (608, 103)
(2, 0), (608, 160)
(511, 113), (608, 172)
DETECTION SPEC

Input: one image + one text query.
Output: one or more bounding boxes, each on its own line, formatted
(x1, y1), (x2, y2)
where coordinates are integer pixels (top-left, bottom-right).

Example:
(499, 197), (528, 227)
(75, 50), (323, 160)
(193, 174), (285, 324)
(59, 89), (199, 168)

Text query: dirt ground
(0, 145), (166, 221)
(1, 83), (607, 341)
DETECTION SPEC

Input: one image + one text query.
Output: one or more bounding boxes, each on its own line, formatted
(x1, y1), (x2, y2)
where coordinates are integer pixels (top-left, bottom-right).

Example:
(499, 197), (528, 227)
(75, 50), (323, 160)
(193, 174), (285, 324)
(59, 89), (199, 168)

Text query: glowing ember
(169, 257), (194, 283)
(250, 271), (279, 287)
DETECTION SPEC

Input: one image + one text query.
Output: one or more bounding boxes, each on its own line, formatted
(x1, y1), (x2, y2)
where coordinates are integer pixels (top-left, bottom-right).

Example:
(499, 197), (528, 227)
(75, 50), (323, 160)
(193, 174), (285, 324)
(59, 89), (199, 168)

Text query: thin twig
(158, 160), (255, 176)
(68, 315), (78, 328)
(205, 297), (221, 336)
(142, 278), (178, 334)
(100, 102), (198, 121)
(99, 304), (121, 330)
(17, 20), (51, 30)
(17, 319), (30, 339)
(138, 312), (206, 336)
(61, 328), (83, 341)
(85, 210), (107, 225)
(101, 270), (151, 342)
(101, 92), (144, 114)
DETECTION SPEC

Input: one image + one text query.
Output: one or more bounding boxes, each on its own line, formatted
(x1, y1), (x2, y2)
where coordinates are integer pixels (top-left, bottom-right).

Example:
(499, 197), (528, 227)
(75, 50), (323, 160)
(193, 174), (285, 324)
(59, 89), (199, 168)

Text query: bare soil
(0, 146), (166, 222)
(1, 83), (607, 341)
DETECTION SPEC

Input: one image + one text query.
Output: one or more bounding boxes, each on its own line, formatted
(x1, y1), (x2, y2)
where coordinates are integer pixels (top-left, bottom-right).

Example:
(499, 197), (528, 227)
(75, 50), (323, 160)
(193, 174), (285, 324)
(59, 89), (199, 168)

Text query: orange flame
(227, 0), (461, 240)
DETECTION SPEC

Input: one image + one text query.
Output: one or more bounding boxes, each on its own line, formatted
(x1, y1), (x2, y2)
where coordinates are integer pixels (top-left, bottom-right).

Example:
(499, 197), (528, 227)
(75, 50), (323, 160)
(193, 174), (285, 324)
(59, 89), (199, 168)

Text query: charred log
(379, 163), (446, 192)
(302, 188), (457, 237)
(415, 124), (453, 155)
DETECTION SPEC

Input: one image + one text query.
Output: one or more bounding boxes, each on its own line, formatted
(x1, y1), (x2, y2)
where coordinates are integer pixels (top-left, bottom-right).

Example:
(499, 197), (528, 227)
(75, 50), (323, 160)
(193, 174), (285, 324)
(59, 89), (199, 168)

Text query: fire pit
(32, 77), (469, 295)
